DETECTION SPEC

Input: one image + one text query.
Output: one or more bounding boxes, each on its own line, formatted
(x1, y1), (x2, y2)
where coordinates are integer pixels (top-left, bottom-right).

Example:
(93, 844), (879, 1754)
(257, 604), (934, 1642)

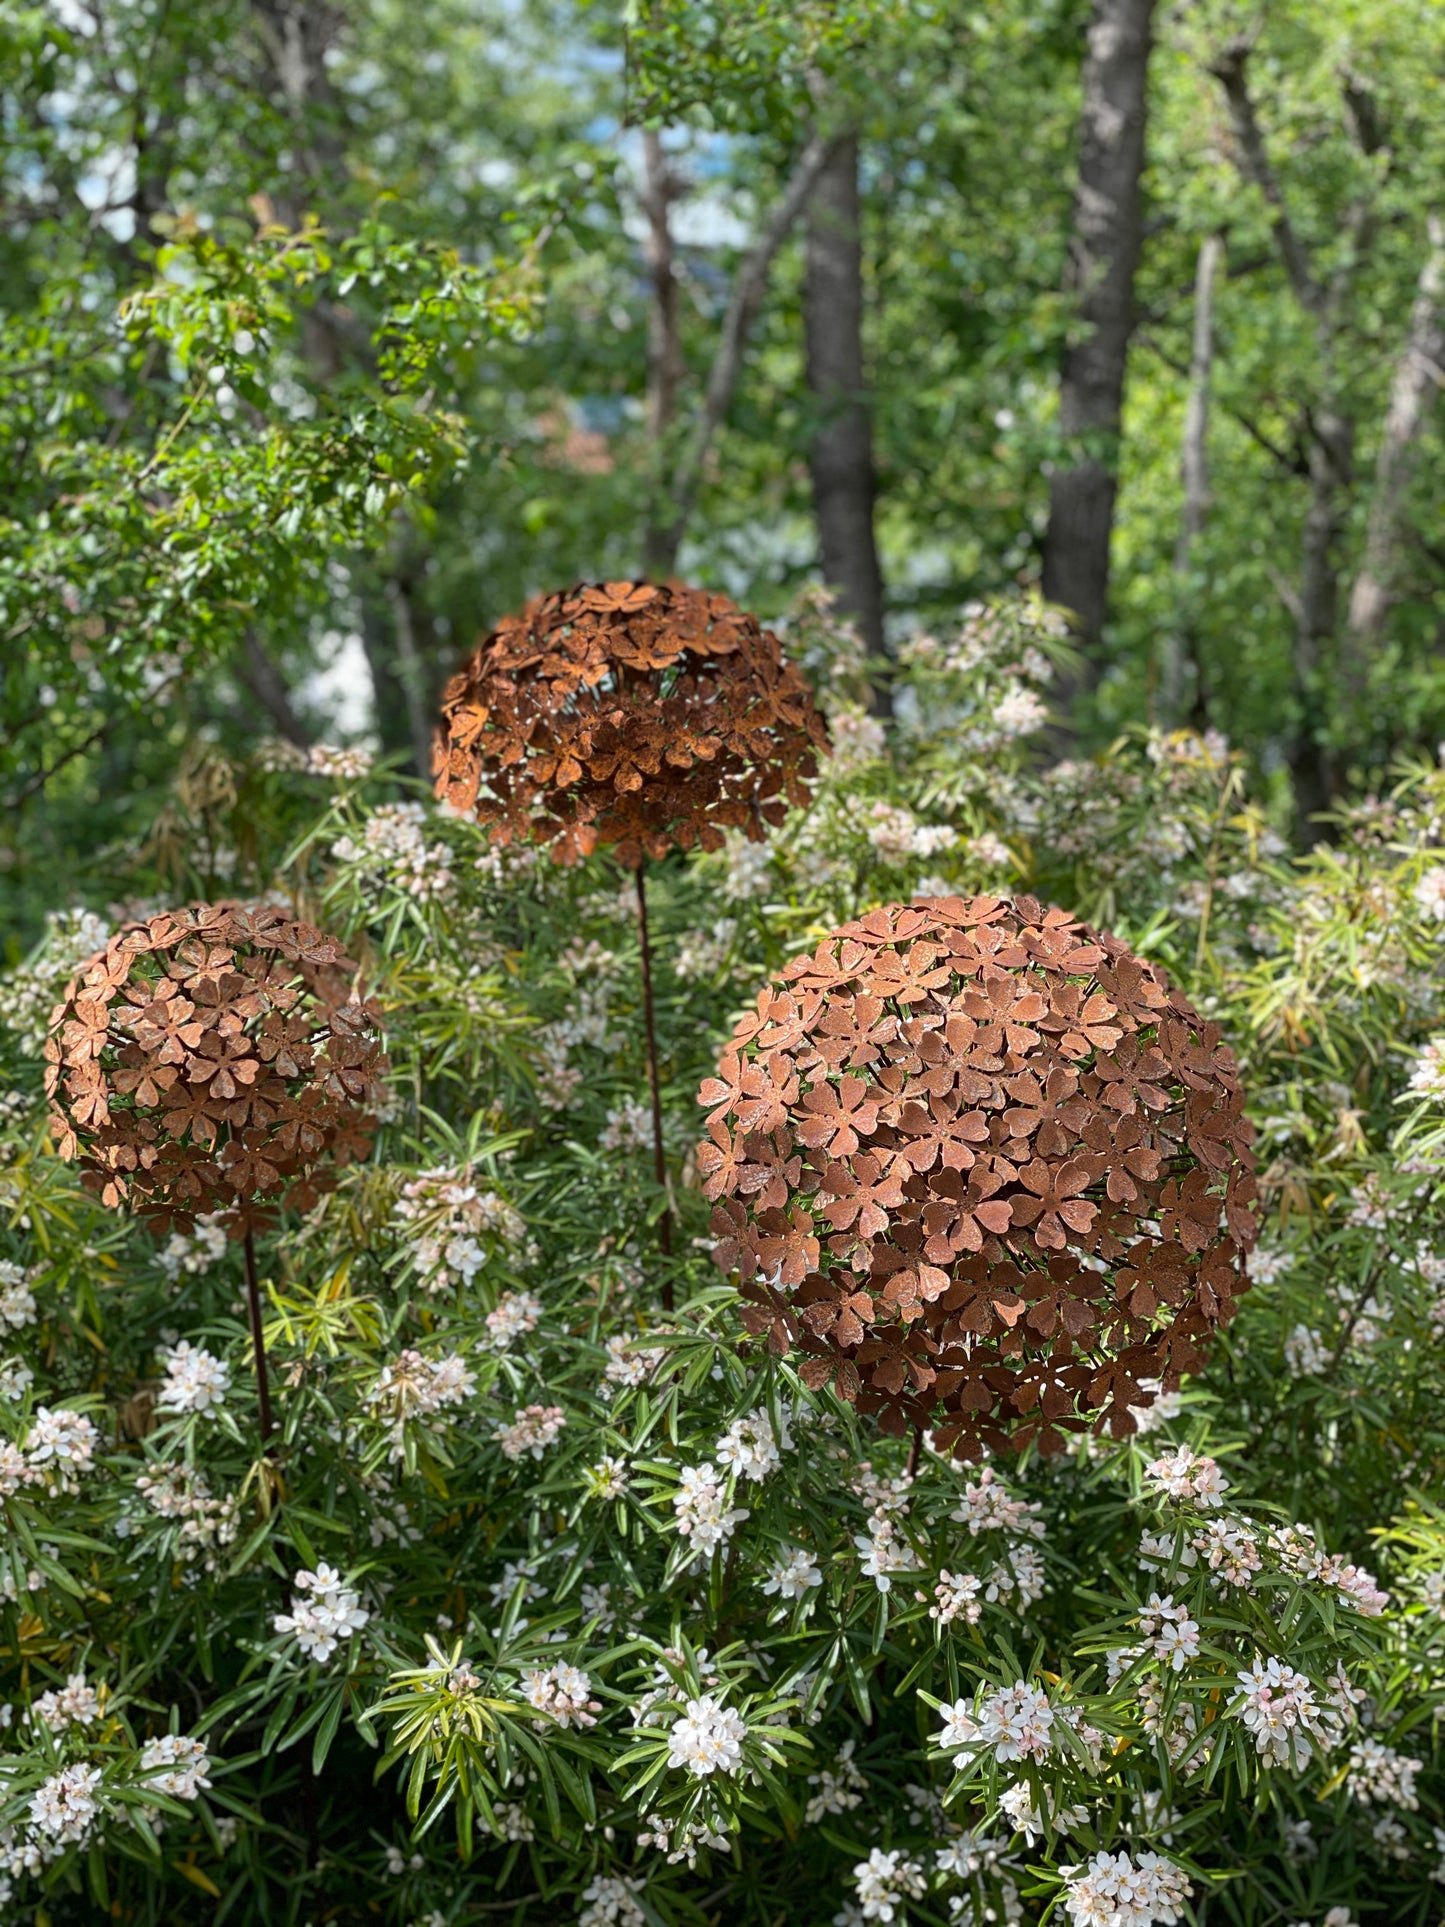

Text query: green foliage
(6, 0), (1445, 1920)
(3, 626), (1445, 1922)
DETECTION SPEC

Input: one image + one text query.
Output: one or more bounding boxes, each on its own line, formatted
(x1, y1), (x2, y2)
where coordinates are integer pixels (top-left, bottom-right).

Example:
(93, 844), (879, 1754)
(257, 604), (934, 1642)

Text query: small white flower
(485, 1290), (543, 1348)
(157, 1340), (231, 1415)
(666, 1695), (746, 1777)
(493, 1404), (565, 1462)
(763, 1546), (822, 1600)
(715, 1407), (789, 1481)
(33, 1672), (101, 1732)
(1144, 1447), (1228, 1508)
(522, 1662), (600, 1730)
(273, 1564), (370, 1664)
(138, 1733), (211, 1800)
(29, 1763), (103, 1843)
(849, 1846), (926, 1923)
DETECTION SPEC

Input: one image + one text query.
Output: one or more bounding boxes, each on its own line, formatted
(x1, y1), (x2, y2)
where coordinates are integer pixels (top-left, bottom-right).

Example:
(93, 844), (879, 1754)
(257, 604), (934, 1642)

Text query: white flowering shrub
(0, 601), (1444, 1923)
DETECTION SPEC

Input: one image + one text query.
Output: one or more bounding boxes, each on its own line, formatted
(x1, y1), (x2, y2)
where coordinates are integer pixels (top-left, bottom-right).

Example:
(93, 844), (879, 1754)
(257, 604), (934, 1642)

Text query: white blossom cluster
(485, 1289), (543, 1349)
(854, 1513), (921, 1593)
(1144, 1447), (1229, 1507)
(156, 1340), (231, 1416)
(864, 801), (958, 865)
(666, 1695), (746, 1777)
(764, 1545), (823, 1601)
(576, 1873), (647, 1927)
(1264, 1522), (1389, 1615)
(332, 801), (454, 900)
(928, 1465), (1049, 1612)
(998, 1780), (1089, 1845)
(1406, 1036), (1445, 1100)
(925, 1568), (983, 1625)
(132, 1464), (240, 1570)
(1345, 1737), (1422, 1808)
(844, 1845), (926, 1923)
(804, 1738), (866, 1823)
(1283, 1323), (1329, 1374)
(1136, 1593), (1201, 1672)
(672, 1461), (749, 1561)
(28, 1763), (103, 1847)
(636, 1809), (731, 1867)
(156, 1215), (229, 1281)
(494, 1404), (566, 1462)
(364, 1347), (476, 1440)
(715, 1406), (790, 1481)
(1244, 1243), (1291, 1284)
(1231, 1655), (1343, 1769)
(824, 704), (887, 775)
(720, 833), (773, 902)
(1060, 1849), (1192, 1926)
(600, 1331), (664, 1394)
(305, 743), (374, 781)
(0, 1262), (37, 1331)
(393, 1165), (529, 1294)
(523, 1662), (600, 1729)
(600, 1099), (652, 1153)
(1413, 865), (1445, 920)
(1, 1408), (101, 1497)
(32, 1672), (100, 1732)
(672, 920), (741, 982)
(138, 1732), (212, 1801)
(938, 1682), (1055, 1764)
(273, 1564), (370, 1663)
(0, 1355), (33, 1402)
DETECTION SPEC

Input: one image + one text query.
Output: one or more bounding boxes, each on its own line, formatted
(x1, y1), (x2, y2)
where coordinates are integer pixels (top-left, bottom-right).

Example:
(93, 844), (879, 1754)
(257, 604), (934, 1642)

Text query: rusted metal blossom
(432, 579), (829, 867)
(697, 895), (1258, 1458)
(44, 902), (387, 1236)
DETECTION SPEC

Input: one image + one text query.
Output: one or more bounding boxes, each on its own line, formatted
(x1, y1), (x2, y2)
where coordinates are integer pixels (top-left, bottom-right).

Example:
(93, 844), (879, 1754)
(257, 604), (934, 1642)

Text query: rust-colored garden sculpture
(45, 901), (387, 1441)
(698, 895), (1258, 1458)
(435, 580), (828, 1293)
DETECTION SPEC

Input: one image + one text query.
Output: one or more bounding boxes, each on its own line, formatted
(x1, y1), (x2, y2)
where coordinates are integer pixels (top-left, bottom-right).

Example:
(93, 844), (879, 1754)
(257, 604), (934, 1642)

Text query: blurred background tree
(6, 0), (1445, 943)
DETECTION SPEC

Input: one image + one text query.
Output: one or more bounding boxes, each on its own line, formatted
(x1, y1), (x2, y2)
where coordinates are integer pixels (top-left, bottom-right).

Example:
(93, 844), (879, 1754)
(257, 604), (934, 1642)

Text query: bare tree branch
(1137, 329), (1305, 474)
(639, 131), (689, 577)
(240, 630), (313, 746)
(1345, 212), (1445, 664)
(1209, 39), (1323, 317)
(648, 129), (843, 575)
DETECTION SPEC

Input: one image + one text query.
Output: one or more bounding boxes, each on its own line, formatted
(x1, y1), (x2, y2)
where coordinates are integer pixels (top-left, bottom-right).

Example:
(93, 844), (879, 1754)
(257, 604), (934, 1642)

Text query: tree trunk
(358, 592), (415, 767)
(248, 0), (347, 224)
(804, 132), (888, 707)
(1344, 212), (1445, 672)
(1160, 232), (1222, 724)
(385, 574), (437, 778)
(1290, 407), (1353, 835)
(1041, 0), (1157, 671)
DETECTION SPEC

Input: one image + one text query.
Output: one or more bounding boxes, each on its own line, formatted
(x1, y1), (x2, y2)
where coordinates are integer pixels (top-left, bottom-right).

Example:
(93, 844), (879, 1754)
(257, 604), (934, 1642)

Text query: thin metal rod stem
(634, 861), (674, 1302)
(242, 1226), (276, 1445)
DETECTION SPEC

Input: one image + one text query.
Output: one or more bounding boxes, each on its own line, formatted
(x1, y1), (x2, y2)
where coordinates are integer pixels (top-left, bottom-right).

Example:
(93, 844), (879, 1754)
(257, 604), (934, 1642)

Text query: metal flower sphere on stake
(45, 902), (388, 1445)
(434, 580), (828, 1297)
(697, 895), (1258, 1458)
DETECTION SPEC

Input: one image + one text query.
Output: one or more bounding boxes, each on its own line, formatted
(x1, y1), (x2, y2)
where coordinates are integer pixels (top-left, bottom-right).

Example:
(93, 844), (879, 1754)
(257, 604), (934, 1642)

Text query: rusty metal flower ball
(433, 580), (829, 867)
(44, 903), (387, 1233)
(697, 896), (1258, 1458)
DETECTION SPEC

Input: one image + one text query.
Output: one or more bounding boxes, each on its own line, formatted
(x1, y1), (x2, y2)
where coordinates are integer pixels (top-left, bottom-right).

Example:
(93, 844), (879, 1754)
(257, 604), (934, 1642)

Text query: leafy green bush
(1, 604), (1443, 1926)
